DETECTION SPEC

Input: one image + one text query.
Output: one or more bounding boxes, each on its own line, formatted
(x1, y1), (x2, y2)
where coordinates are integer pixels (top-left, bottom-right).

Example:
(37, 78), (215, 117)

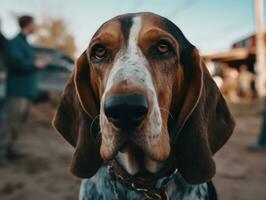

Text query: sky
(0, 0), (262, 56)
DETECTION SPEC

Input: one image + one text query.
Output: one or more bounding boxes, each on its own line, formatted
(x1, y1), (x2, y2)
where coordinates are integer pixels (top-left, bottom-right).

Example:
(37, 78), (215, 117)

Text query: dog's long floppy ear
(52, 50), (102, 178)
(165, 20), (235, 184)
(171, 47), (235, 184)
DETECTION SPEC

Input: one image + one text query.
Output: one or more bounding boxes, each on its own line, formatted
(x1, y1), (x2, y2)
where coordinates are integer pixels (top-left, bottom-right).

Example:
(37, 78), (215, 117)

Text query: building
(203, 33), (260, 74)
(202, 33), (263, 101)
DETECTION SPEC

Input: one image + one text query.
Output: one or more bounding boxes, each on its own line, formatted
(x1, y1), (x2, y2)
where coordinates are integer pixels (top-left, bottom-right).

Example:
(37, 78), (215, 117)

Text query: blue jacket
(0, 32), (7, 50)
(5, 33), (37, 100)
(0, 32), (7, 70)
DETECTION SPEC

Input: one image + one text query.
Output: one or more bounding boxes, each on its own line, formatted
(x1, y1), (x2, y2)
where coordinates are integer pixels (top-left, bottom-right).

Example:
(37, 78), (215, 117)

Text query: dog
(53, 12), (235, 200)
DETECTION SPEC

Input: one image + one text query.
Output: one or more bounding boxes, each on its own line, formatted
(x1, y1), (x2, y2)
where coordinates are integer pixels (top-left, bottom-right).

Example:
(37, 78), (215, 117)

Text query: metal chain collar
(108, 165), (178, 200)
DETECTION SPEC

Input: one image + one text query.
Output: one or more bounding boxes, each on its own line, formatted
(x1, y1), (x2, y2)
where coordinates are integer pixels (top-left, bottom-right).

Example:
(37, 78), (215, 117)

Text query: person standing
(0, 18), (7, 106)
(0, 19), (7, 47)
(0, 18), (7, 52)
(0, 18), (7, 136)
(0, 15), (47, 163)
(249, 100), (266, 151)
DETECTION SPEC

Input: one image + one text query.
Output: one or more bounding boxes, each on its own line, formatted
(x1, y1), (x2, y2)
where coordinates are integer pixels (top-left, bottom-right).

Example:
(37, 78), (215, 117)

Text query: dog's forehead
(90, 12), (194, 58)
(91, 12), (171, 42)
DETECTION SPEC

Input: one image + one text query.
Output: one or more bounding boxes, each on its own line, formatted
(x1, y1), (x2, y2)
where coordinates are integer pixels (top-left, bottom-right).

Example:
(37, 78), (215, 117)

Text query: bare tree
(34, 17), (76, 58)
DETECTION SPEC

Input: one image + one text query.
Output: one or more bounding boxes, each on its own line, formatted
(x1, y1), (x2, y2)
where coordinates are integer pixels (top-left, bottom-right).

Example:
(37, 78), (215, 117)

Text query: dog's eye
(157, 43), (170, 54)
(152, 41), (173, 58)
(92, 44), (107, 61)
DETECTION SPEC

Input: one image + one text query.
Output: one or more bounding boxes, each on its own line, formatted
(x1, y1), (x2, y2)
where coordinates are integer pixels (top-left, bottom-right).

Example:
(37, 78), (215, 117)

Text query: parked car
(0, 46), (74, 103)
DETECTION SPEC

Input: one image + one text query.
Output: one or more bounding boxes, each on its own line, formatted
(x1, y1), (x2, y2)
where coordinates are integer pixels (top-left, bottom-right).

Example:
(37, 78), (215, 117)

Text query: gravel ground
(0, 98), (265, 200)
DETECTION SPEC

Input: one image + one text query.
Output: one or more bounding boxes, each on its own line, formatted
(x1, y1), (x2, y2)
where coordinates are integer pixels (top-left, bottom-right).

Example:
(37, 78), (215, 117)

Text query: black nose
(104, 93), (148, 129)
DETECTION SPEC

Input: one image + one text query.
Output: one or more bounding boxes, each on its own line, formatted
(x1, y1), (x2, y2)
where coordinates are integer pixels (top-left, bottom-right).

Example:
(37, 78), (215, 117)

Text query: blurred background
(0, 0), (266, 199)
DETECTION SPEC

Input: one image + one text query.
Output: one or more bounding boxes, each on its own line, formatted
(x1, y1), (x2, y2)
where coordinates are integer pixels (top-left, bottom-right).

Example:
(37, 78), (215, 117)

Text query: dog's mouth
(118, 140), (132, 153)
(115, 140), (162, 176)
(100, 126), (169, 162)
(115, 132), (153, 157)
(100, 104), (170, 173)
(111, 134), (146, 157)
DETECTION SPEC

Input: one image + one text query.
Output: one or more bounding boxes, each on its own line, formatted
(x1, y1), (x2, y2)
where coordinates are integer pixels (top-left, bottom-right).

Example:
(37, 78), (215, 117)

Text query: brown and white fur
(53, 12), (235, 199)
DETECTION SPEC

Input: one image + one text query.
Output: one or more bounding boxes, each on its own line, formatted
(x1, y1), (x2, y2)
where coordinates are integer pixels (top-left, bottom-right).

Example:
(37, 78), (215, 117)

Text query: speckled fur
(79, 167), (209, 200)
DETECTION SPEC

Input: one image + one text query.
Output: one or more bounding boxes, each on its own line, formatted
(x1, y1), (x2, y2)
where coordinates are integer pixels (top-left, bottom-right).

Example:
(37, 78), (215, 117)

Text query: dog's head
(53, 12), (235, 184)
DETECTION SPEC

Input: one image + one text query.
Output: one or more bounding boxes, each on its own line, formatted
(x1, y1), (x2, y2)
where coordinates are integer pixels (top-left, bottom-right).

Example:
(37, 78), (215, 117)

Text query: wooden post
(255, 0), (266, 96)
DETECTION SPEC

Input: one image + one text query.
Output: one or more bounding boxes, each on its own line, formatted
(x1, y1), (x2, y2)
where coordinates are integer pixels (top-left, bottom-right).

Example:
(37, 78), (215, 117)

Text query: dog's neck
(108, 159), (178, 199)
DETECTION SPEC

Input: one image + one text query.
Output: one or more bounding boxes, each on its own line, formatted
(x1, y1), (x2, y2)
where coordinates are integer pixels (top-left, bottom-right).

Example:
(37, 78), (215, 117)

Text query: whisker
(89, 114), (100, 138)
(161, 122), (168, 134)
(159, 107), (174, 120)
(95, 131), (102, 145)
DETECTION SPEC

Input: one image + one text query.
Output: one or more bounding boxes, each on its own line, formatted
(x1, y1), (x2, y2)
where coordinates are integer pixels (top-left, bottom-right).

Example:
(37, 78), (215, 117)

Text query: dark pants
(0, 97), (30, 158)
(257, 99), (266, 146)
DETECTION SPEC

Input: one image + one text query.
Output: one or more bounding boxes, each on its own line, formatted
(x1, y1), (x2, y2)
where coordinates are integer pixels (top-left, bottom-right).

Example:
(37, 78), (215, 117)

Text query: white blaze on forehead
(105, 16), (154, 91)
(128, 16), (142, 52)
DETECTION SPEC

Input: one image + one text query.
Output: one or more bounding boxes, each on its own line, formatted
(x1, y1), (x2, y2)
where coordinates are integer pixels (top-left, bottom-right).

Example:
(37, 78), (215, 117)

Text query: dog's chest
(79, 167), (209, 200)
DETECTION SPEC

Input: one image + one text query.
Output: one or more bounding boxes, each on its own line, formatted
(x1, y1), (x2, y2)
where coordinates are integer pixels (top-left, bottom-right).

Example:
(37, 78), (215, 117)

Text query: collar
(108, 159), (178, 200)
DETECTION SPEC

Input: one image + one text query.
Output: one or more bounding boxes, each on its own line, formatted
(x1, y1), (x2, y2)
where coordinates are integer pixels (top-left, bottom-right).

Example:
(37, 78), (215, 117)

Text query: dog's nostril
(104, 93), (148, 129)
(131, 106), (148, 119)
(105, 107), (120, 119)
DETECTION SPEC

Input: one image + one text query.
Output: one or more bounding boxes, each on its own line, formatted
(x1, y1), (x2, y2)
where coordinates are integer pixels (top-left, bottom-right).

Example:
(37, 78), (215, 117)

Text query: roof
(203, 48), (255, 62)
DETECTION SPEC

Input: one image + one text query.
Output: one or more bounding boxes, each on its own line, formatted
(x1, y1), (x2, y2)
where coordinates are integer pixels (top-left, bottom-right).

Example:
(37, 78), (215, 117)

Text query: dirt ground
(0, 97), (265, 200)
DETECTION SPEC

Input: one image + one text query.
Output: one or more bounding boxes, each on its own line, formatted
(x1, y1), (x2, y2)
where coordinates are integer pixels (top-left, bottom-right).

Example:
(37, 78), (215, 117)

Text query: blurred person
(0, 18), (7, 50)
(220, 65), (240, 102)
(0, 18), (7, 45)
(213, 75), (223, 89)
(0, 18), (7, 139)
(0, 15), (48, 164)
(238, 65), (255, 101)
(0, 18), (8, 164)
(249, 100), (266, 151)
(0, 18), (7, 105)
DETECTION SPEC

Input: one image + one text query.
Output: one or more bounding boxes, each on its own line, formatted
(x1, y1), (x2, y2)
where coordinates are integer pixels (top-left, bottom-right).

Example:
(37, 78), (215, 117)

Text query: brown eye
(157, 43), (170, 54)
(150, 40), (174, 59)
(92, 44), (107, 60)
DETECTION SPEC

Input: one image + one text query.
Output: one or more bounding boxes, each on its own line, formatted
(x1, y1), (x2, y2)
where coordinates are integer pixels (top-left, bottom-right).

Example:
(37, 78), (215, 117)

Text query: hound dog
(53, 12), (235, 200)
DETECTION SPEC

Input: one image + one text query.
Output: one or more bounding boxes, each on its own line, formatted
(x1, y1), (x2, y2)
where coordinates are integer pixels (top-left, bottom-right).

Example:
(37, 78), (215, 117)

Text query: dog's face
(88, 13), (184, 174)
(53, 12), (235, 184)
